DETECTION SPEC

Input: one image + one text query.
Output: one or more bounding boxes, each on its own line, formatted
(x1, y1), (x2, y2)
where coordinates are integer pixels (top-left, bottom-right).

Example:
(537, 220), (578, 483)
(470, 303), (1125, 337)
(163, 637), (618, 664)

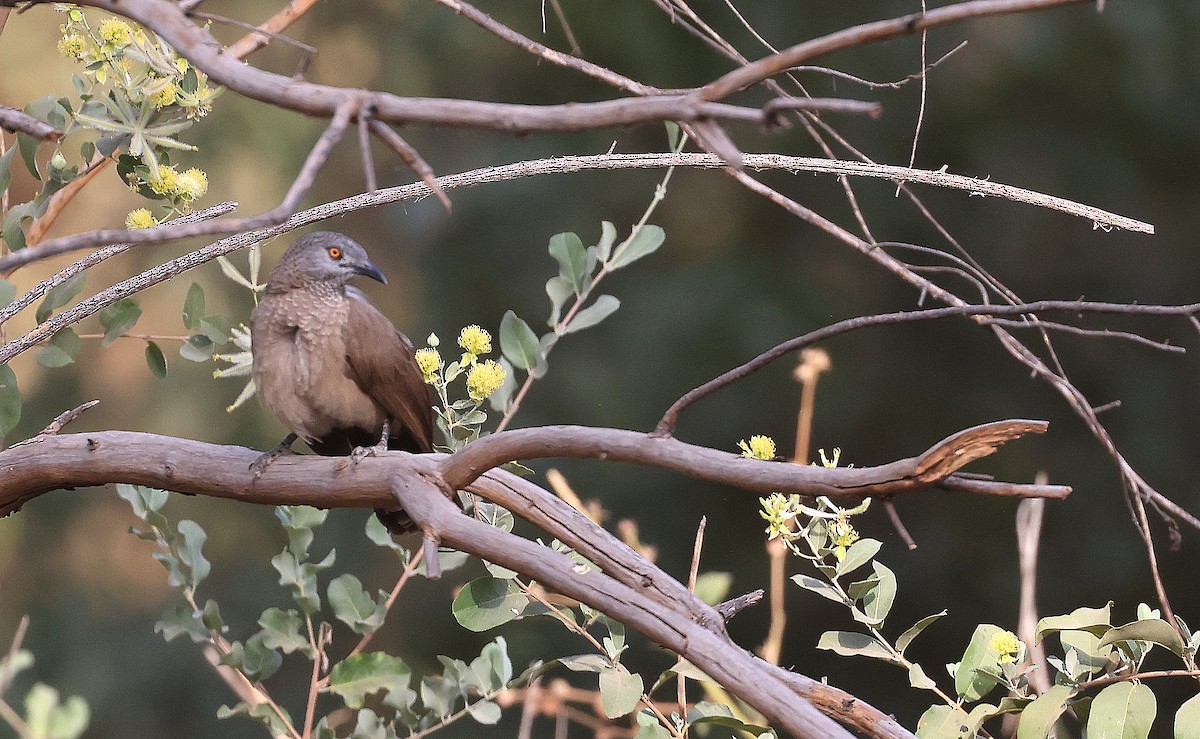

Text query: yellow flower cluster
(739, 434), (777, 461)
(415, 347), (442, 384)
(57, 33), (87, 59)
(466, 360), (507, 400)
(149, 83), (178, 109)
(98, 18), (133, 47)
(988, 630), (1023, 664)
(124, 208), (157, 230)
(759, 492), (800, 541)
(147, 165), (208, 201)
(458, 325), (492, 362)
(828, 516), (859, 559)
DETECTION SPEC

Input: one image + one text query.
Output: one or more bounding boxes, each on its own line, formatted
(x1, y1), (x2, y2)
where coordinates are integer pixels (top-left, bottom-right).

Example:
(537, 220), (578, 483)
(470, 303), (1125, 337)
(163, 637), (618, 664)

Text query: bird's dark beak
(349, 260), (388, 285)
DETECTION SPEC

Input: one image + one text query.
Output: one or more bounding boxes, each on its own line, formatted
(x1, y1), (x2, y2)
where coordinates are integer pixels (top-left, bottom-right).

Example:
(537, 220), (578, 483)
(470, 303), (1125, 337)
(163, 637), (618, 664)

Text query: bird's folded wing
(343, 293), (435, 452)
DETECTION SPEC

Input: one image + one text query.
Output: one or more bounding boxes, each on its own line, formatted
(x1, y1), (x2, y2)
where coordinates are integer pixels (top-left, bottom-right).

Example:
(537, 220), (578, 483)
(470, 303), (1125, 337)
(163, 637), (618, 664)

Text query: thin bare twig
(0, 105), (62, 140)
(223, 0), (324, 60)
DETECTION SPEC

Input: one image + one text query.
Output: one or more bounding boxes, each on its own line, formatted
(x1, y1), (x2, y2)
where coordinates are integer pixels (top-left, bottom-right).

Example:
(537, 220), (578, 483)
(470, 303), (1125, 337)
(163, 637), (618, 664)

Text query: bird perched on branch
(249, 231), (434, 532)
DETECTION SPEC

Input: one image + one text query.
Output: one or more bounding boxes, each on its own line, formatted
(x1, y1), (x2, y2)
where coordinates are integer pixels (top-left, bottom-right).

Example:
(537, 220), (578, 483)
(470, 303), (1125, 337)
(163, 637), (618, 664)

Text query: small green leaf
(0, 279), (15, 310)
(2, 202), (32, 252)
(155, 602), (208, 643)
(17, 131), (41, 179)
(328, 573), (387, 635)
(198, 315), (230, 344)
(1016, 684), (1075, 739)
(564, 294), (620, 335)
(548, 232), (589, 294)
(1036, 603), (1112, 643)
(792, 574), (845, 604)
(665, 121), (682, 150)
(177, 519), (211, 589)
(183, 282), (205, 330)
(1086, 682), (1155, 739)
(908, 663), (937, 690)
(0, 145), (16, 195)
(452, 576), (528, 632)
(692, 571), (732, 605)
(816, 631), (897, 663)
(610, 224), (665, 269)
(328, 653), (412, 710)
(36, 273), (86, 323)
(916, 704), (970, 739)
(98, 298), (141, 346)
(257, 608), (309, 654)
(836, 538), (882, 577)
(179, 334), (214, 362)
(1098, 618), (1187, 656)
(220, 633), (282, 683)
(24, 684), (89, 739)
(0, 365), (21, 436)
(955, 624), (1007, 702)
(545, 276), (573, 327)
(595, 221), (618, 263)
(863, 561), (897, 623)
(897, 611), (947, 654)
(216, 701), (293, 735)
(145, 341), (167, 378)
(1176, 693), (1200, 739)
(498, 310), (543, 372)
(599, 665), (643, 718)
(468, 700), (502, 725)
(36, 328), (80, 368)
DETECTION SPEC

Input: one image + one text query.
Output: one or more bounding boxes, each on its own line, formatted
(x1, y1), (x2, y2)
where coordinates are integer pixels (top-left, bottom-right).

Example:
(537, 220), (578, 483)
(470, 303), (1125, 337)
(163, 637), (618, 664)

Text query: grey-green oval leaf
(1176, 693), (1200, 739)
(452, 576), (528, 632)
(99, 298), (141, 346)
(548, 232), (588, 294)
(1087, 682), (1155, 739)
(598, 665), (643, 718)
(1098, 618), (1187, 657)
(816, 631), (896, 663)
(0, 365), (21, 436)
(836, 538), (882, 577)
(183, 282), (205, 330)
(0, 279), (15, 310)
(564, 294), (620, 335)
(498, 310), (542, 371)
(35, 272), (86, 324)
(610, 224), (664, 269)
(145, 341), (167, 378)
(1017, 685), (1076, 739)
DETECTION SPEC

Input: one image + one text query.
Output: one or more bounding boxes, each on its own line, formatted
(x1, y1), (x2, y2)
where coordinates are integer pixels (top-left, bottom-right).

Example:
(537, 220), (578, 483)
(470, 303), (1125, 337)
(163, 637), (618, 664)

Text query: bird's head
(270, 231), (388, 289)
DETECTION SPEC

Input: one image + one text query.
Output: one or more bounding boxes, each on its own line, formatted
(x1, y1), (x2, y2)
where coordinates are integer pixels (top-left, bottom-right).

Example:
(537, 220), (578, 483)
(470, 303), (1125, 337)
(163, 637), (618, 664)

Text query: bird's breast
(251, 290), (384, 442)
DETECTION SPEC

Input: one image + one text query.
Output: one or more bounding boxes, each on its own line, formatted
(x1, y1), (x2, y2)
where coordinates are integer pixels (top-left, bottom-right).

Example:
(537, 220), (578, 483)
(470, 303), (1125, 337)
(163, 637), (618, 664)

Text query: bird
(249, 231), (434, 533)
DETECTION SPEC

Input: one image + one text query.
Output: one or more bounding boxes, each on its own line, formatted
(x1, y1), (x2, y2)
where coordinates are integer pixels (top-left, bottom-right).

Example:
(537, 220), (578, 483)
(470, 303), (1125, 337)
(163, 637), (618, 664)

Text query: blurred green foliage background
(1, 0), (1198, 736)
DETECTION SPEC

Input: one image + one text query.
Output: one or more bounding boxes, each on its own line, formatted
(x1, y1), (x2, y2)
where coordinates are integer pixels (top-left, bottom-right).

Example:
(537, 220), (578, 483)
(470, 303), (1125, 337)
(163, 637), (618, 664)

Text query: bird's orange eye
(328, 247), (342, 259)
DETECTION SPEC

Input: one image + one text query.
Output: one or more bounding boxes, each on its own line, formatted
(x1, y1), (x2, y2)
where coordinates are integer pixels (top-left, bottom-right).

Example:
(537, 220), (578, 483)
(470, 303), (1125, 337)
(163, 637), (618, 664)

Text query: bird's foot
(349, 419), (392, 467)
(349, 439), (388, 466)
(251, 433), (299, 478)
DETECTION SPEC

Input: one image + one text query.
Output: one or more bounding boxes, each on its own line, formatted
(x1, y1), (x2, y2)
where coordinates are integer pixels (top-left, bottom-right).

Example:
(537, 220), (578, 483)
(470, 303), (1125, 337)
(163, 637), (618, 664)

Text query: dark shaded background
(1, 0), (1198, 736)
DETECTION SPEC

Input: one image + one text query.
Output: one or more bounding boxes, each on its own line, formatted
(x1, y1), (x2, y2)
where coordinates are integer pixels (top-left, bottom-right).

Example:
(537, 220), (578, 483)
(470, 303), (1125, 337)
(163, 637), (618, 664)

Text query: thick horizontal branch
(0, 421), (1065, 515)
(440, 421), (1066, 498)
(9, 0), (769, 133)
(0, 104), (63, 140)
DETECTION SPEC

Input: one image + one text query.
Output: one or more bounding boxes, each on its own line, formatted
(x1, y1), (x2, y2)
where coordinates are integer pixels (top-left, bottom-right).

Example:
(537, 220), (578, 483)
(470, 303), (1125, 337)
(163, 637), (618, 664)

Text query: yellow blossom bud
(739, 435), (776, 461)
(175, 168), (208, 200)
(828, 516), (859, 559)
(458, 325), (492, 357)
(415, 347), (441, 383)
(149, 83), (178, 109)
(125, 208), (157, 230)
(57, 34), (87, 60)
(148, 165), (179, 195)
(98, 18), (133, 47)
(759, 493), (799, 540)
(466, 360), (506, 400)
(988, 630), (1022, 664)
